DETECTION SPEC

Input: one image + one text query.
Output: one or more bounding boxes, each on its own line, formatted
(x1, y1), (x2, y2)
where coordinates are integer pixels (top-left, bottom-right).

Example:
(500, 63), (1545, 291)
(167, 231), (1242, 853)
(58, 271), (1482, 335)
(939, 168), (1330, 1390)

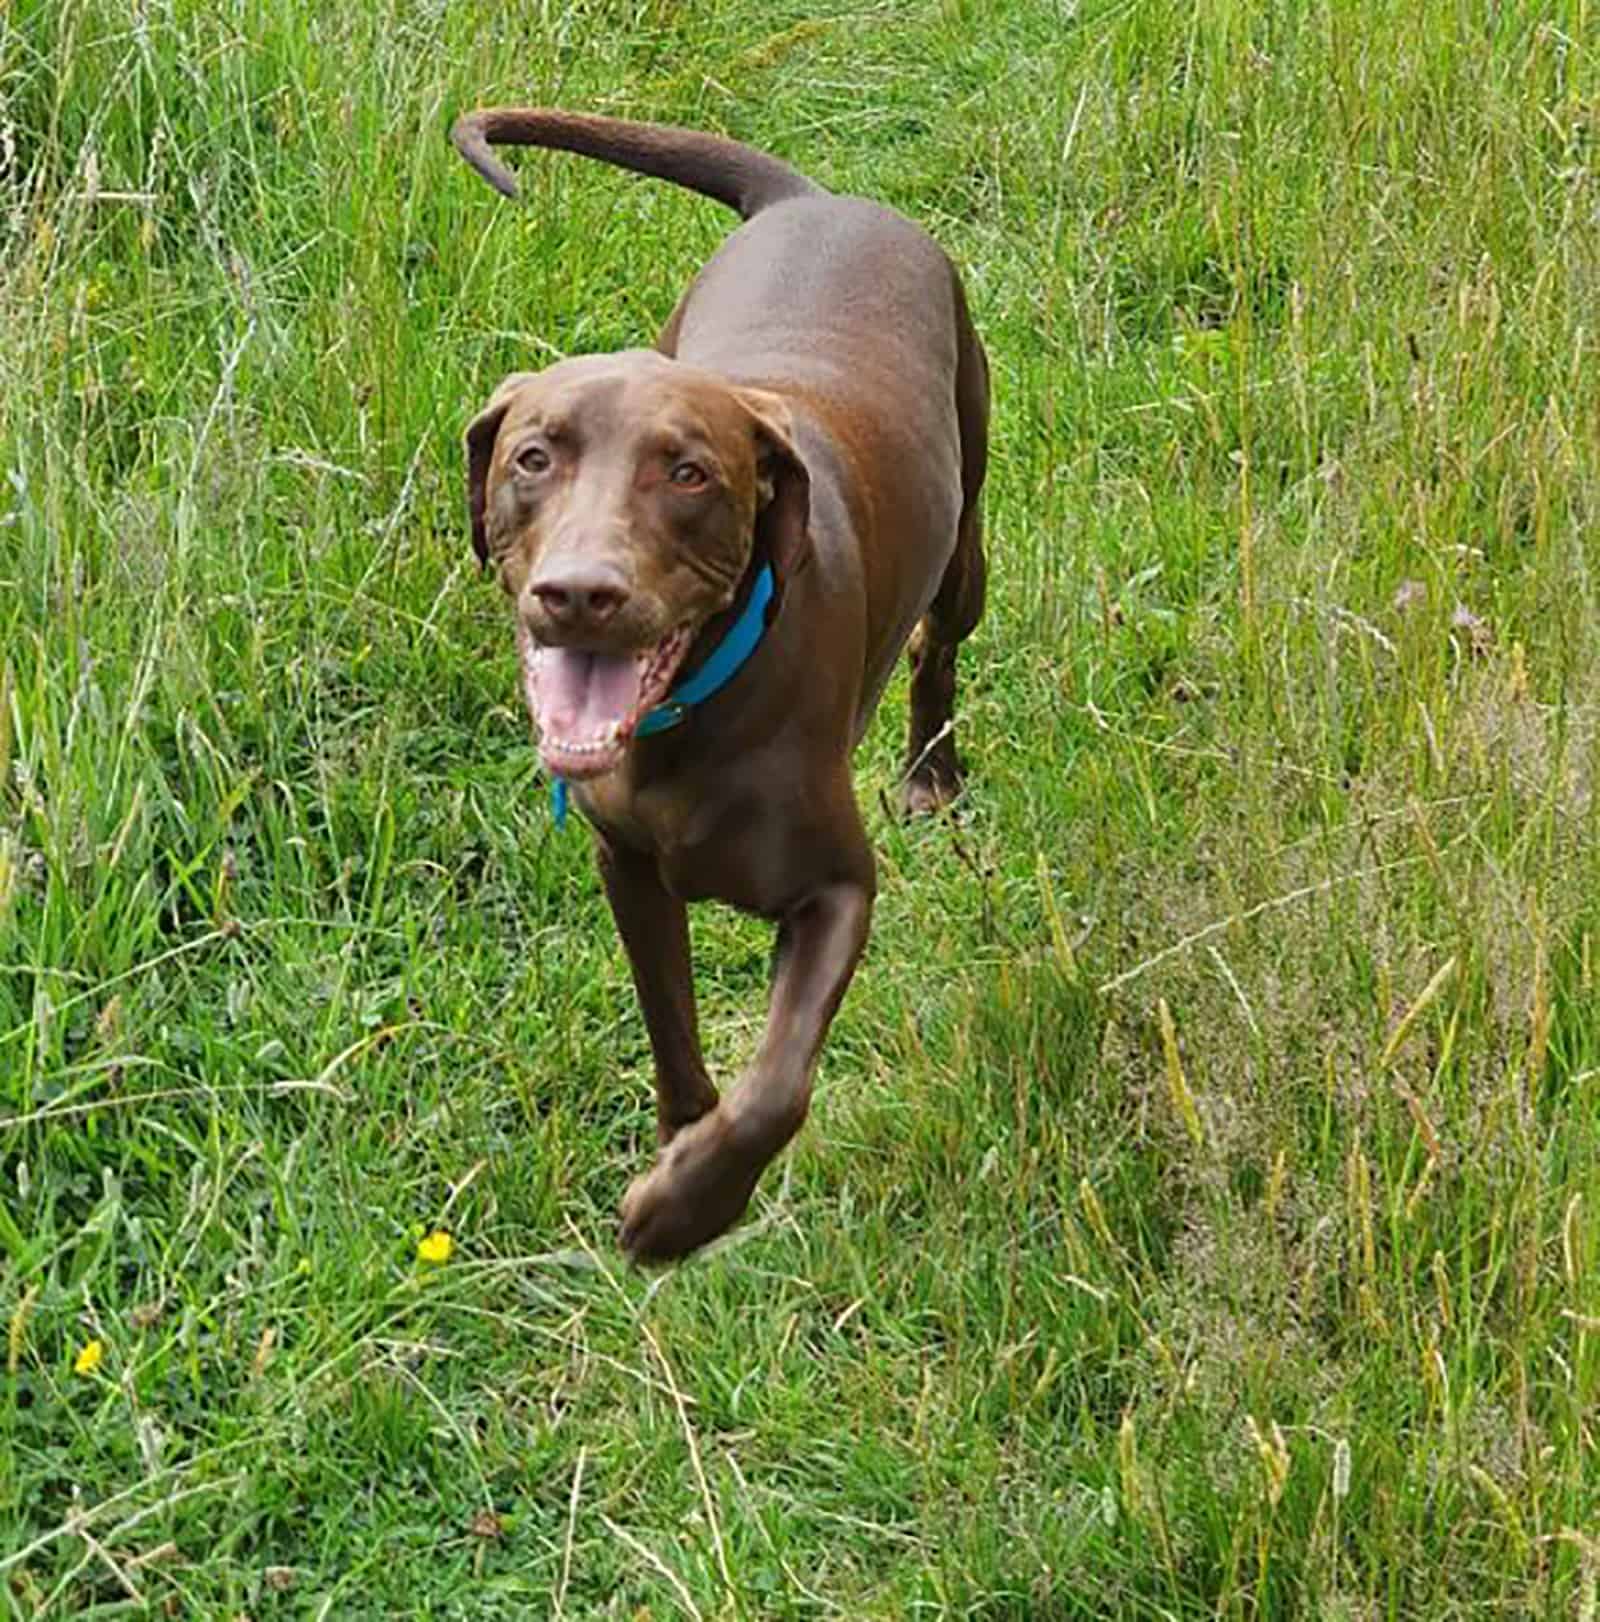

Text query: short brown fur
(455, 109), (988, 1260)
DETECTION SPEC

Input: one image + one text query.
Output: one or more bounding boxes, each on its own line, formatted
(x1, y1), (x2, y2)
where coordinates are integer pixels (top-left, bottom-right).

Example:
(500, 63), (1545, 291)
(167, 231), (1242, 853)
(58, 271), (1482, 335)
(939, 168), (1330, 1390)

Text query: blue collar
(551, 562), (775, 827)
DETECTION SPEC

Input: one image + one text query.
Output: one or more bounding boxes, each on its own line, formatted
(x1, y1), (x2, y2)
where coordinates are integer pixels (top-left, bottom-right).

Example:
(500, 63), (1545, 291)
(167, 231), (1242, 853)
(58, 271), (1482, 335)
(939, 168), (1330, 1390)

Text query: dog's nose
(527, 566), (630, 629)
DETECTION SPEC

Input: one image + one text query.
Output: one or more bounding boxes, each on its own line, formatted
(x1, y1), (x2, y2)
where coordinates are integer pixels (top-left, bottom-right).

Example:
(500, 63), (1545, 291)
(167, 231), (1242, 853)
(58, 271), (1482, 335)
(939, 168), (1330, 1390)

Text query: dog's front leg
(596, 833), (719, 1144)
(619, 858), (874, 1264)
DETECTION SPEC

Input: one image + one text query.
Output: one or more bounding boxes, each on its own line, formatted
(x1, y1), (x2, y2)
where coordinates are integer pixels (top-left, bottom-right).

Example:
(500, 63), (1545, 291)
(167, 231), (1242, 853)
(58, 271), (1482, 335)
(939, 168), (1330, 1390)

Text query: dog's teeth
(554, 726), (625, 758)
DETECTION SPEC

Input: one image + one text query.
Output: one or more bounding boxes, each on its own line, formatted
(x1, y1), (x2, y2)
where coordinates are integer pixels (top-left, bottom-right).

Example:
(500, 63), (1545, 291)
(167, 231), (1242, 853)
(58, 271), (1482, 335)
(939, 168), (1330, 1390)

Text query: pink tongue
(538, 649), (643, 738)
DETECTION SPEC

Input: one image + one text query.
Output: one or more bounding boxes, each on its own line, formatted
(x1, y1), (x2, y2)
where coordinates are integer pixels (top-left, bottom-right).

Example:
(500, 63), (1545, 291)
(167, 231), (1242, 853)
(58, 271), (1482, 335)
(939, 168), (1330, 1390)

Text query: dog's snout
(527, 565), (631, 631)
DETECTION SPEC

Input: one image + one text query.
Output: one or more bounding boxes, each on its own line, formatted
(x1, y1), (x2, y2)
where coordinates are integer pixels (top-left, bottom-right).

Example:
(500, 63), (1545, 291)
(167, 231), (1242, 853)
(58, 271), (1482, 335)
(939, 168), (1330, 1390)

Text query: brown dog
(453, 109), (988, 1261)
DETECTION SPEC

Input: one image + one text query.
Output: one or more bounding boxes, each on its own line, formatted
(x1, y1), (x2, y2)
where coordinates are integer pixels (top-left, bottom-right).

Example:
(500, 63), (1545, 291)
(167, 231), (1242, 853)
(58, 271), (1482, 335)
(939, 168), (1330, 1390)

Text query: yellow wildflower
(416, 1230), (453, 1265)
(74, 1338), (104, 1376)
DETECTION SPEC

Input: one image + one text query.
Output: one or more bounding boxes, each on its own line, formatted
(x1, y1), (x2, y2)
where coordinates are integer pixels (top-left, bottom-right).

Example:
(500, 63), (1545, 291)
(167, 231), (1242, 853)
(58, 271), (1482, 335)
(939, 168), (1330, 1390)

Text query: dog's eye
(669, 461), (708, 490)
(515, 443), (551, 476)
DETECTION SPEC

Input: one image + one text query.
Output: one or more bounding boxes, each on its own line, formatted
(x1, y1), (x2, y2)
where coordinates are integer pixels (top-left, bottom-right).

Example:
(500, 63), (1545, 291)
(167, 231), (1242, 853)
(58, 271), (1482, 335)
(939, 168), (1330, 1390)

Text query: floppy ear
(737, 388), (812, 584)
(465, 373), (536, 567)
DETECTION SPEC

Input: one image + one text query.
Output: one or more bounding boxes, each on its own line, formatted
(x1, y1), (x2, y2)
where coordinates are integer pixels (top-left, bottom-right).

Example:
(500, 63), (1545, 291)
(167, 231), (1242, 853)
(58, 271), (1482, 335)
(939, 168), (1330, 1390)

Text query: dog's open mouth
(519, 622), (693, 781)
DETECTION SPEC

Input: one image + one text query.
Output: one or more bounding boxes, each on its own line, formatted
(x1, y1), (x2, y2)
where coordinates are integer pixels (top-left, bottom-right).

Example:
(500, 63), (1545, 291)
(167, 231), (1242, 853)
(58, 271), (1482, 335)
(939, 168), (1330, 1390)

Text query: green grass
(2, 0), (1598, 1613)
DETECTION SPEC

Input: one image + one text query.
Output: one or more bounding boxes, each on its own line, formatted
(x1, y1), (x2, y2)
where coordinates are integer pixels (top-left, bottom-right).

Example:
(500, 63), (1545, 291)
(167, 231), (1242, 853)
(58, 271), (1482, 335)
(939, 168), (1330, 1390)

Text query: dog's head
(466, 352), (810, 781)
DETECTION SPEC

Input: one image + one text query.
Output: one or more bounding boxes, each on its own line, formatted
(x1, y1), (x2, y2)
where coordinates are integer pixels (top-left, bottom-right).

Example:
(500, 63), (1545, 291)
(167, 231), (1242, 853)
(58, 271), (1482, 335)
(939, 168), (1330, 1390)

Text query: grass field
(3, 0), (1598, 1614)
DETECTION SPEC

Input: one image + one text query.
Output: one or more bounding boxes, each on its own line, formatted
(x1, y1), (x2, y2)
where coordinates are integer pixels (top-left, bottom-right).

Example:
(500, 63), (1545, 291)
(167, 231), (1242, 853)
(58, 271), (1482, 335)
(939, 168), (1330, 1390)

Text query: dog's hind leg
(903, 293), (989, 817)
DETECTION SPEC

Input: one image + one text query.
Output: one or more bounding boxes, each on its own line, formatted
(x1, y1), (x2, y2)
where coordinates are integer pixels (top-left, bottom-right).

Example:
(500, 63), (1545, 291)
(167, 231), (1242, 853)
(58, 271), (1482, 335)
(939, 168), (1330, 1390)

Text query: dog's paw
(619, 1109), (762, 1263)
(899, 765), (963, 818)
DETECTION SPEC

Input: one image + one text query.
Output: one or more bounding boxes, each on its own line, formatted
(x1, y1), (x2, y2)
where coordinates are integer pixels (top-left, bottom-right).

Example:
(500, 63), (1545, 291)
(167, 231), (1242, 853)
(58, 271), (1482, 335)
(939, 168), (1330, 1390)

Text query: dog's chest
(584, 776), (791, 918)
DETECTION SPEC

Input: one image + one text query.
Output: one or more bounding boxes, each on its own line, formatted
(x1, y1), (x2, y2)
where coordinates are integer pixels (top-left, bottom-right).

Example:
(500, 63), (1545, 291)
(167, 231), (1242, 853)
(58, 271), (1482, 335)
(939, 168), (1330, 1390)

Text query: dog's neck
(674, 541), (777, 693)
(634, 552), (775, 740)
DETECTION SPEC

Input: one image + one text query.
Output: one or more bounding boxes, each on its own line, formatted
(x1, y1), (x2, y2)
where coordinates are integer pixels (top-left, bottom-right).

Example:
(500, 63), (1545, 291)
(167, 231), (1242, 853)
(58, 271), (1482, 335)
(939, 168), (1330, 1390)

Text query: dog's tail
(451, 108), (824, 221)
